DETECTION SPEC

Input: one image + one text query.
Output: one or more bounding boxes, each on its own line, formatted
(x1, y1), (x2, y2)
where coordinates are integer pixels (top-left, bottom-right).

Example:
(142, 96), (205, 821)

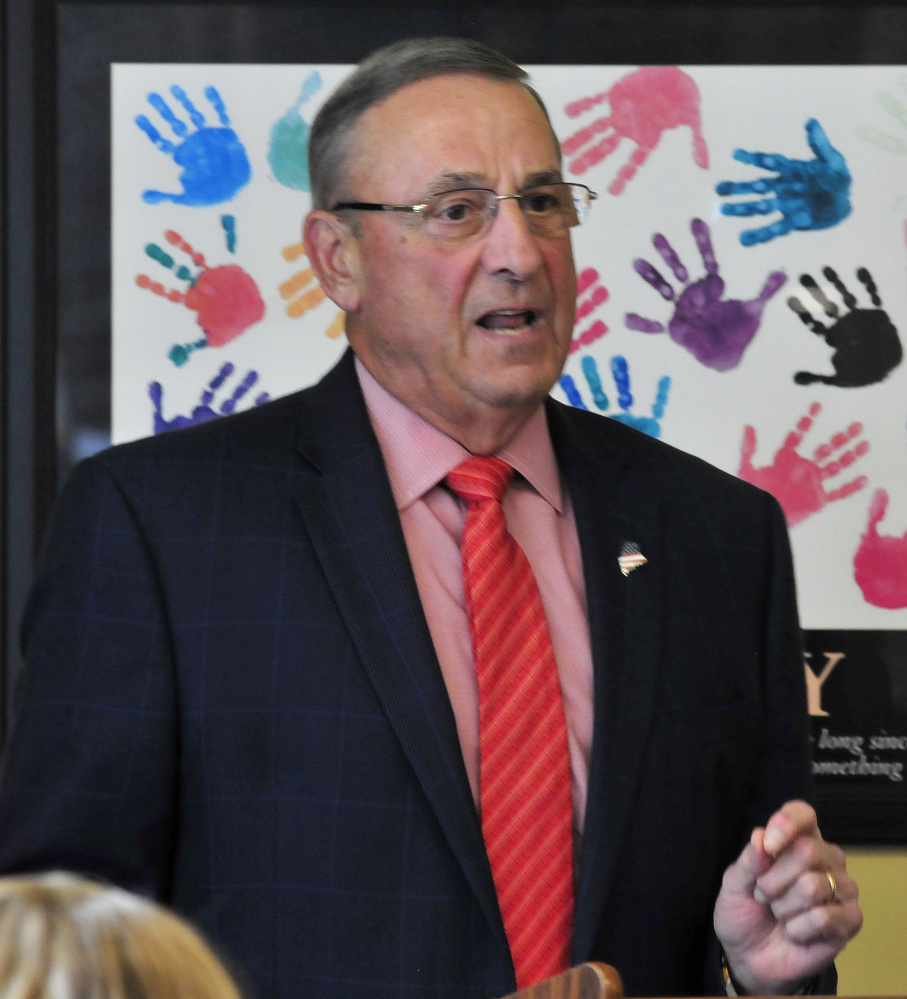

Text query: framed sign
(6, 0), (907, 840)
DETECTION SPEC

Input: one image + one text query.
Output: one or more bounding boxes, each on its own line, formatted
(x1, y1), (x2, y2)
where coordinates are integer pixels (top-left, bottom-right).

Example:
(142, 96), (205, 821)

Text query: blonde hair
(0, 872), (244, 999)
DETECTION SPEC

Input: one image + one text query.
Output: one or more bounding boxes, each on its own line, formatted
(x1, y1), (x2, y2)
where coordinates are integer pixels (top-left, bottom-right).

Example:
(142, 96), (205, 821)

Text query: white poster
(111, 64), (907, 630)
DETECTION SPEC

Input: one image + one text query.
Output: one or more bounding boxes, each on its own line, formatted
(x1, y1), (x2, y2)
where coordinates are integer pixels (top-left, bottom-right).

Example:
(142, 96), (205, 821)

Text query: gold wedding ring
(826, 870), (839, 904)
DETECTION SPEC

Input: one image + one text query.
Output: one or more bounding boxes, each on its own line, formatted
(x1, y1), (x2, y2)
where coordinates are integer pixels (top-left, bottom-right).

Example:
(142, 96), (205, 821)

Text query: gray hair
(308, 37), (555, 211)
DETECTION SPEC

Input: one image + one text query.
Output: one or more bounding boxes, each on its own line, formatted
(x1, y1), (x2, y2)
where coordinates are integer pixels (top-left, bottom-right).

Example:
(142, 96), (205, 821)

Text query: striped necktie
(446, 455), (574, 988)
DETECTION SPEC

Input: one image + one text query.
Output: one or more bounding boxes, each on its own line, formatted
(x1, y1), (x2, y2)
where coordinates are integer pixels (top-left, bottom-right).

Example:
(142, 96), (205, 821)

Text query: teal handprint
(268, 72), (323, 191)
(559, 355), (671, 438)
(135, 85), (251, 206)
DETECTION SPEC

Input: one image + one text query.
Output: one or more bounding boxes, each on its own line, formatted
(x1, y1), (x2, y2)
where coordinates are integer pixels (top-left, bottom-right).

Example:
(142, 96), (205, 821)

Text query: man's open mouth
(477, 309), (539, 331)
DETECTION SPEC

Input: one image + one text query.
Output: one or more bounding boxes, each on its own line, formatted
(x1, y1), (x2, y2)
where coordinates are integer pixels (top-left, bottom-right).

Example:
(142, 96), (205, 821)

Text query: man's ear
(303, 210), (363, 313)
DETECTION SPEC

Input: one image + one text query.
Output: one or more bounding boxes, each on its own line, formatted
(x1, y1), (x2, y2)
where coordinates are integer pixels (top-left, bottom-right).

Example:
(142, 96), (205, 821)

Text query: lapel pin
(618, 541), (647, 576)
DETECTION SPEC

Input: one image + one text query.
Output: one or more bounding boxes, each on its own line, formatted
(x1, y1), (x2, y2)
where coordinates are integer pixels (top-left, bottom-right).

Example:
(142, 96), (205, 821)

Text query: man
(0, 38), (860, 999)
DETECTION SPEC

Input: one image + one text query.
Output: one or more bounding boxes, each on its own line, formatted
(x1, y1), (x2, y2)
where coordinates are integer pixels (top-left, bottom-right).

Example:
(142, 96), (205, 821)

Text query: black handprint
(788, 267), (902, 387)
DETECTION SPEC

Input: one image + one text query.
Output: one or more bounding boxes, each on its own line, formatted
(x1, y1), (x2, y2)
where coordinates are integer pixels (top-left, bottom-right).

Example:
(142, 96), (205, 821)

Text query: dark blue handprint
(716, 119), (851, 246)
(150, 363), (269, 434)
(135, 85), (251, 206)
(559, 355), (671, 439)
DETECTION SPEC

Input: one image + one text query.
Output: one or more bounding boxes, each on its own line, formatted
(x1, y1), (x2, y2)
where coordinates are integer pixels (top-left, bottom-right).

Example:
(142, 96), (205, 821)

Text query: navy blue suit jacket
(0, 350), (817, 998)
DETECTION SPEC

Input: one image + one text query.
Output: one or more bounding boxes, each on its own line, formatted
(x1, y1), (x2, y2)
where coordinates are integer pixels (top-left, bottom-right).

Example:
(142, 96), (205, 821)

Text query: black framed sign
(5, 0), (907, 842)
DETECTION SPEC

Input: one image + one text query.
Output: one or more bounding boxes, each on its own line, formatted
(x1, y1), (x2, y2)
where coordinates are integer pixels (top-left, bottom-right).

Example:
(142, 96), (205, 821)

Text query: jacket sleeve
(0, 455), (178, 899)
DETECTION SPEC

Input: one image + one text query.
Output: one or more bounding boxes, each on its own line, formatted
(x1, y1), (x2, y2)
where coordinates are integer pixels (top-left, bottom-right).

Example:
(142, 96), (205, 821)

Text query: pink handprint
(738, 402), (869, 527)
(569, 267), (609, 354)
(562, 66), (709, 195)
(853, 490), (907, 609)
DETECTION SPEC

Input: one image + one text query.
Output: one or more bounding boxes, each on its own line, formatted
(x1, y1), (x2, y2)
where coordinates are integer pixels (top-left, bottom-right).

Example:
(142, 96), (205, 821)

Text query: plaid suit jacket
(0, 349), (820, 998)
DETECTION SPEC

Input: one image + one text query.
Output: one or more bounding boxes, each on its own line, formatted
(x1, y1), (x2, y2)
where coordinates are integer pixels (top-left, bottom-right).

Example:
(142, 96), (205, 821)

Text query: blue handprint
(150, 363), (269, 434)
(135, 85), (251, 206)
(559, 356), (671, 439)
(716, 119), (851, 246)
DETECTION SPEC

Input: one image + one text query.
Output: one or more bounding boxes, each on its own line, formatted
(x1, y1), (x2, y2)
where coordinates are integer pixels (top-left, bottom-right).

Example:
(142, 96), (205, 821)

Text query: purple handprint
(135, 85), (251, 207)
(716, 119), (852, 246)
(626, 219), (786, 371)
(150, 363), (269, 434)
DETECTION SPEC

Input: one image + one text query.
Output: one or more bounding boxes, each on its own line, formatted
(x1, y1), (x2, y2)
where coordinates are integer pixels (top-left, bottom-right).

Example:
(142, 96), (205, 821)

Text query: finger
(763, 801), (819, 856)
(716, 178), (775, 197)
(633, 258), (675, 301)
(866, 488), (890, 529)
(721, 196), (780, 217)
(779, 404), (821, 454)
(814, 422), (865, 463)
(788, 294), (826, 334)
(732, 148), (782, 171)
(855, 122), (907, 154)
(757, 270), (787, 302)
(856, 266), (883, 307)
(610, 355), (633, 413)
(691, 219), (718, 277)
(874, 90), (907, 127)
(135, 115), (176, 155)
(824, 475), (869, 504)
(651, 376), (671, 420)
(204, 85), (232, 127)
(739, 217), (792, 246)
(652, 233), (688, 284)
(779, 898), (863, 948)
(559, 374), (588, 411)
(805, 118), (836, 161)
(625, 313), (664, 334)
(800, 274), (839, 317)
(581, 355), (610, 412)
(766, 868), (842, 921)
(171, 85), (207, 129)
(724, 825), (775, 903)
(148, 92), (188, 137)
(822, 266), (857, 309)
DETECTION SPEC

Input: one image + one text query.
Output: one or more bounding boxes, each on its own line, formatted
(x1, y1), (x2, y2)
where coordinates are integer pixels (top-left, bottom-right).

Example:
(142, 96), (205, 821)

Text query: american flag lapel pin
(618, 541), (647, 576)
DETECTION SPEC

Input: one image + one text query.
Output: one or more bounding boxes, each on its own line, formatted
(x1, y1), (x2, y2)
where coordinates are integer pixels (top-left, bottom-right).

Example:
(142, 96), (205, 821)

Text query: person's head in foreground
(0, 872), (244, 999)
(305, 37), (597, 455)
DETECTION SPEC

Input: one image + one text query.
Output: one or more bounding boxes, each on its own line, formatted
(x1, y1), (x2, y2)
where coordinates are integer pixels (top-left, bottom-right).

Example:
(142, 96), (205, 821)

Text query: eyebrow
(422, 168), (565, 198)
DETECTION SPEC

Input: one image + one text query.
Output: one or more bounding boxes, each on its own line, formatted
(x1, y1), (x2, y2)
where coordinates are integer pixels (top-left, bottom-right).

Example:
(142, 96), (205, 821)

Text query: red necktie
(446, 455), (574, 988)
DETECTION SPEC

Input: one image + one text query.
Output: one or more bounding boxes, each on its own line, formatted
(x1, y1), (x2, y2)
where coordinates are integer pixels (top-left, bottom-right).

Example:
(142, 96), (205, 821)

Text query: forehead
(347, 74), (561, 198)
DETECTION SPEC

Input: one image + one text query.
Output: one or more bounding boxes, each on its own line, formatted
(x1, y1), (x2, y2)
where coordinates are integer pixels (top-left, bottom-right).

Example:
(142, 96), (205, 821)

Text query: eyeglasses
(332, 183), (598, 241)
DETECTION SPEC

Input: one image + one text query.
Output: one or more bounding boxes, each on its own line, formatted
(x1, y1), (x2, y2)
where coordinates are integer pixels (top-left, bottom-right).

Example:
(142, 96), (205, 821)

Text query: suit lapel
(288, 352), (507, 953)
(547, 401), (666, 963)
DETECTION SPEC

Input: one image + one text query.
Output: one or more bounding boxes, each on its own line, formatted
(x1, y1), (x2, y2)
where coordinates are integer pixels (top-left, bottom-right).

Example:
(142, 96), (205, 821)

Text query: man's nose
(480, 196), (545, 281)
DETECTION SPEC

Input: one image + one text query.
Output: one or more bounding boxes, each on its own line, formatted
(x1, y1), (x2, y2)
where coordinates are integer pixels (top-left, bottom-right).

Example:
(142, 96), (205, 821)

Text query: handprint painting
(113, 63), (907, 629)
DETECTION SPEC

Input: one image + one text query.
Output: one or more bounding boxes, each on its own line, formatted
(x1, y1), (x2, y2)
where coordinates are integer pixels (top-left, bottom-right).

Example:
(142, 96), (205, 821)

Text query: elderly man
(0, 38), (860, 999)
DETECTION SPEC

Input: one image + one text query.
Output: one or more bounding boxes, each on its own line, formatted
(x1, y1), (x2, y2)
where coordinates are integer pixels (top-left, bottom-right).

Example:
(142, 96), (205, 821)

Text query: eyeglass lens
(423, 184), (591, 239)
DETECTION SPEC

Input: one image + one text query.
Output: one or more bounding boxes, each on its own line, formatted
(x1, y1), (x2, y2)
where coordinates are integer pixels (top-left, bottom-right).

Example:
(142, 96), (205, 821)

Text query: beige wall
(835, 849), (907, 995)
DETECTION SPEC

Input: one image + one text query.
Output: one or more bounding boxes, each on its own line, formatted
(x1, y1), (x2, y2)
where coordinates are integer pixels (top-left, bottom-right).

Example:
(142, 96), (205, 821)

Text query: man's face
(340, 74), (577, 444)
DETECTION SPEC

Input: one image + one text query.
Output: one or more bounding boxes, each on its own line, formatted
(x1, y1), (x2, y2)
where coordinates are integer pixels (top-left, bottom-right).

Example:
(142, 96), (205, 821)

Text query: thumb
(725, 827), (774, 903)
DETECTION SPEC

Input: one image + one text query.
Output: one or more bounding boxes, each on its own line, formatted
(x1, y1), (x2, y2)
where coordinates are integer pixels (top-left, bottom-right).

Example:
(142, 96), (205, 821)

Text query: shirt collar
(355, 356), (563, 514)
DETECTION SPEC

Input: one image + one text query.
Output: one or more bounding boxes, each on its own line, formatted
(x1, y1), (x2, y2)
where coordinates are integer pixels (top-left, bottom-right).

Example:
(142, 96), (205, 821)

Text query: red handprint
(569, 267), (609, 354)
(737, 403), (869, 527)
(562, 66), (709, 195)
(853, 490), (907, 609)
(137, 229), (265, 366)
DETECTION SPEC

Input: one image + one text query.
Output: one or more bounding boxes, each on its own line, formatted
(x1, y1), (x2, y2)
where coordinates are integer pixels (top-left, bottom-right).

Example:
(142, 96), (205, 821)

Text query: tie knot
(446, 455), (514, 504)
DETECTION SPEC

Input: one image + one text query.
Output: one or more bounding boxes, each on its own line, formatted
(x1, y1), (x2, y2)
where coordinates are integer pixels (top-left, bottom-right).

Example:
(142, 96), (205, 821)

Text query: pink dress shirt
(356, 359), (595, 836)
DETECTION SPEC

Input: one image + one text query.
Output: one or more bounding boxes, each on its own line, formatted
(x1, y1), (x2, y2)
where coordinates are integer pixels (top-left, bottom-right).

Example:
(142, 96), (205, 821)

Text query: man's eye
(430, 193), (484, 223)
(524, 192), (559, 214)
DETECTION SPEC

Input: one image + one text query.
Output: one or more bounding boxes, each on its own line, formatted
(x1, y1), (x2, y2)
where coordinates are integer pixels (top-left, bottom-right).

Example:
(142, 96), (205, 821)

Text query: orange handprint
(562, 66), (709, 195)
(279, 242), (345, 338)
(737, 403), (869, 526)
